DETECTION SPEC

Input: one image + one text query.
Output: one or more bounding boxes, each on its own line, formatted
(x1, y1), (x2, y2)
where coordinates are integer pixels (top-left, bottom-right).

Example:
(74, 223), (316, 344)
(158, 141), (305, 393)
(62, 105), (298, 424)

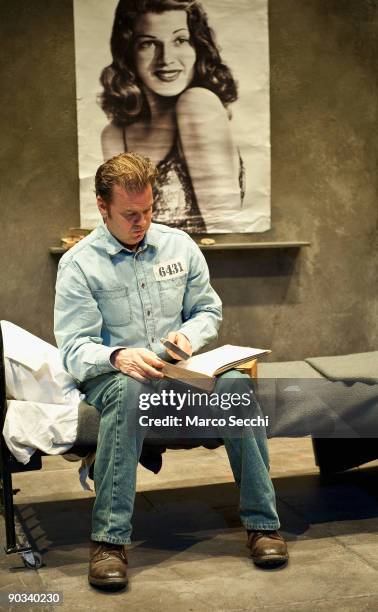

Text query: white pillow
(1, 321), (80, 405)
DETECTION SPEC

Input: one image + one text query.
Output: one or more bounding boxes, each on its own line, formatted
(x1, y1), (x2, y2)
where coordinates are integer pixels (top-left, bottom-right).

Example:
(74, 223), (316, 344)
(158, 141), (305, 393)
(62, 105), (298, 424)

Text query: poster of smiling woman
(74, 0), (271, 233)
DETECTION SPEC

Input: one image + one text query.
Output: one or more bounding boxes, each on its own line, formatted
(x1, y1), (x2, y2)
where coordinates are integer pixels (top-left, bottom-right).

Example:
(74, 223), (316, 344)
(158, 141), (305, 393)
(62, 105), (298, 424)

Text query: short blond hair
(95, 152), (158, 203)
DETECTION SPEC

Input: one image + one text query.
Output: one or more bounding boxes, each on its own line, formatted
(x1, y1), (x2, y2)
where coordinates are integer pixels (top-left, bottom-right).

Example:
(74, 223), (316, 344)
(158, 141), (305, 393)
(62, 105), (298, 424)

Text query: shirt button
(141, 283), (145, 289)
(147, 310), (151, 316)
(151, 337), (155, 343)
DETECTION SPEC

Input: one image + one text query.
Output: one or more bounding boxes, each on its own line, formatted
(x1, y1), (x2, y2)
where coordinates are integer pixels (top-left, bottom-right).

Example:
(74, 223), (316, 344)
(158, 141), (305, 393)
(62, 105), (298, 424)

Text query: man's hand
(111, 348), (164, 383)
(165, 331), (193, 361)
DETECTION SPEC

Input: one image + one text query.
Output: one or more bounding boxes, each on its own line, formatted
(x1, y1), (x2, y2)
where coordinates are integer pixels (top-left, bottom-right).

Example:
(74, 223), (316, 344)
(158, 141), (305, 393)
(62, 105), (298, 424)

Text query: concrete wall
(1, 0), (377, 359)
(0, 0), (79, 341)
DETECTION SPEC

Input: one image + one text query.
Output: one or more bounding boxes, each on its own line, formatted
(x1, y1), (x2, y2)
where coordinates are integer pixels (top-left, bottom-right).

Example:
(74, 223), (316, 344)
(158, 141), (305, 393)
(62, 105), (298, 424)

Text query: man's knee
(219, 369), (251, 381)
(83, 372), (128, 412)
(109, 373), (155, 412)
(215, 368), (252, 393)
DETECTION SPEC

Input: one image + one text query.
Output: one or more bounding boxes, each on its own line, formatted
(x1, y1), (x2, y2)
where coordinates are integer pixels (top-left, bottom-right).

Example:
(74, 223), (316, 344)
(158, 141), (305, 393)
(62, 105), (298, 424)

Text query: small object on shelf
(200, 238), (216, 245)
(60, 227), (91, 250)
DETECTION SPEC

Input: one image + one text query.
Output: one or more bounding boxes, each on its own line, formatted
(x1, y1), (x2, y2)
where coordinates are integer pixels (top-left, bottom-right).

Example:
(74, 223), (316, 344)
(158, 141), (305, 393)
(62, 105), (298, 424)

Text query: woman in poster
(99, 0), (244, 233)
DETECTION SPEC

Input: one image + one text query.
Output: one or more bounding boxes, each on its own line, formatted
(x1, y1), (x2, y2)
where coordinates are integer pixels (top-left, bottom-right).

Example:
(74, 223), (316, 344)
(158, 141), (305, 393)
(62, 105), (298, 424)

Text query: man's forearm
(57, 334), (125, 383)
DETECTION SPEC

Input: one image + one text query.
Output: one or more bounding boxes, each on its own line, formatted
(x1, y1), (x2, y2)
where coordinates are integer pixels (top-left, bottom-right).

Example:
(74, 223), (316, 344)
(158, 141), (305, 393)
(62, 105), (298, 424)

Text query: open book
(161, 345), (270, 392)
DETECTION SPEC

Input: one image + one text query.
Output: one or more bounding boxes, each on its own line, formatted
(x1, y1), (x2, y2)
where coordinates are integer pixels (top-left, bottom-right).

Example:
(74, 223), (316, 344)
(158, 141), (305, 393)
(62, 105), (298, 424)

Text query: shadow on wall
(206, 249), (304, 307)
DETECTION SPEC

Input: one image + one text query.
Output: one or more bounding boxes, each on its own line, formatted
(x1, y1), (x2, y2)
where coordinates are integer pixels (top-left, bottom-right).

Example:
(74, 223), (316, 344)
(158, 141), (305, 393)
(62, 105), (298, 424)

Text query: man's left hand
(166, 331), (192, 361)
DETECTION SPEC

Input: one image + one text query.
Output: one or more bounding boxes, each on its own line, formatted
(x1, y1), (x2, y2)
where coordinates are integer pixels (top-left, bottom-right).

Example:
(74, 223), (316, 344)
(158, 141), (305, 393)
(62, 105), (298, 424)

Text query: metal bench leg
(1, 458), (43, 568)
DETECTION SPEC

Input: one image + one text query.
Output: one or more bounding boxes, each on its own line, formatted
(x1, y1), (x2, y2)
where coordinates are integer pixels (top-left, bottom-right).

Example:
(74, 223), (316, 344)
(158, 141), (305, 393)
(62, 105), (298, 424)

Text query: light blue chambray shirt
(54, 222), (222, 383)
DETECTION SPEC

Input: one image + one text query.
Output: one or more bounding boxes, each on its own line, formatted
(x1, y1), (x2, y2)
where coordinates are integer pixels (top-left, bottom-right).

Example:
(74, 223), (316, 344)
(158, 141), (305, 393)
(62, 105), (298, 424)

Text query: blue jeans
(81, 370), (280, 544)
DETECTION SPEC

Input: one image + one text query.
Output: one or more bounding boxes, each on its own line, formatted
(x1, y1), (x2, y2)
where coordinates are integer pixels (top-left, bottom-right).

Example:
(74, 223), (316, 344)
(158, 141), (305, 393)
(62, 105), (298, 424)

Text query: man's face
(97, 184), (153, 249)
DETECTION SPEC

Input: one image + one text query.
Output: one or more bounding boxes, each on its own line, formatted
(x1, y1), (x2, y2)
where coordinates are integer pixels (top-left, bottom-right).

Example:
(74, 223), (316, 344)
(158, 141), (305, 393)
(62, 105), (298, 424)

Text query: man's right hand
(110, 348), (164, 383)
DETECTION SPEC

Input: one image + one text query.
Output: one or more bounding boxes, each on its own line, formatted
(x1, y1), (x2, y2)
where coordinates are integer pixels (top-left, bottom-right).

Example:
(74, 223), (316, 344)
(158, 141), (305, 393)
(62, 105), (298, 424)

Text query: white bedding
(2, 320), (80, 404)
(1, 321), (82, 464)
(4, 400), (79, 464)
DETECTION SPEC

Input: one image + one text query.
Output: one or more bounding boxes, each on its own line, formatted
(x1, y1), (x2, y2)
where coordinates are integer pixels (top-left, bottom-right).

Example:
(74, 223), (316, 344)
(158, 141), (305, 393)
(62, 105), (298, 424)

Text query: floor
(1, 439), (378, 611)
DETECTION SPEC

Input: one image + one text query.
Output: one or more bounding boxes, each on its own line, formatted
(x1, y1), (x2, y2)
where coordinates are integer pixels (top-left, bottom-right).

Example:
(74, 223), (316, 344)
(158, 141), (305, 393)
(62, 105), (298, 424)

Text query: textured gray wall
(0, 0), (79, 342)
(1, 0), (377, 359)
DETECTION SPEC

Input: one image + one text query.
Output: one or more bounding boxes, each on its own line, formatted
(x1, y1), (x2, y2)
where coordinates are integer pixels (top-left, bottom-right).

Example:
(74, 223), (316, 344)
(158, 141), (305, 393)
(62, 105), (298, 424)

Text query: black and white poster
(74, 0), (271, 233)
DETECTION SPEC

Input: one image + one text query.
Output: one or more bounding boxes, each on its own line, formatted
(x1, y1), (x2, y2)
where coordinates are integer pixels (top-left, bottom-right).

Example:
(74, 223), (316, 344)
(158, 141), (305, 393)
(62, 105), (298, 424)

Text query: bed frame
(1, 321), (376, 569)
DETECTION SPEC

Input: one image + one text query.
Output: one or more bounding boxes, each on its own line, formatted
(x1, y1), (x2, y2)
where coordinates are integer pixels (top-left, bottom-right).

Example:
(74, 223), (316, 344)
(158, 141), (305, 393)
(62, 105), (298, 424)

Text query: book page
(176, 345), (269, 377)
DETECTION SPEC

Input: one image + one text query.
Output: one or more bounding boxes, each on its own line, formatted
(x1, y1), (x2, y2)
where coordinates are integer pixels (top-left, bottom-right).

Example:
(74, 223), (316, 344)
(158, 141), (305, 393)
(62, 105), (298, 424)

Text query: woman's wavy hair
(100, 0), (238, 126)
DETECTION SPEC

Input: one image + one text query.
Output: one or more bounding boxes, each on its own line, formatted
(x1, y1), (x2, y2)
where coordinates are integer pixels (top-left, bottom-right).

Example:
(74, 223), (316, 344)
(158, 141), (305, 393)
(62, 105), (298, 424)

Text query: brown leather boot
(247, 530), (288, 568)
(88, 540), (128, 589)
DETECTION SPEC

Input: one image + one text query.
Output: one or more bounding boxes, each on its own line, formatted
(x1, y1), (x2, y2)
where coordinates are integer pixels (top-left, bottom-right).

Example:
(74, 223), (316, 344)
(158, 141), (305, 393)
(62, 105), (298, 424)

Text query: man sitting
(54, 152), (288, 590)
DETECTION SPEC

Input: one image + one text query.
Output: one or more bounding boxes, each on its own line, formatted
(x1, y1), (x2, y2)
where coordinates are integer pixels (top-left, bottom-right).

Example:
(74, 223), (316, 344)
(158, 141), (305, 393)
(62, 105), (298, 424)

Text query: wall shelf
(50, 247), (69, 255)
(49, 241), (310, 256)
(196, 241), (310, 251)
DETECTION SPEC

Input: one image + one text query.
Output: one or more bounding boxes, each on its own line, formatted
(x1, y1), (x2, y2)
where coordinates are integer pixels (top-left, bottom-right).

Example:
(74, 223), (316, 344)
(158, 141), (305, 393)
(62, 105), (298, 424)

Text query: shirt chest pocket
(92, 286), (132, 328)
(158, 276), (187, 316)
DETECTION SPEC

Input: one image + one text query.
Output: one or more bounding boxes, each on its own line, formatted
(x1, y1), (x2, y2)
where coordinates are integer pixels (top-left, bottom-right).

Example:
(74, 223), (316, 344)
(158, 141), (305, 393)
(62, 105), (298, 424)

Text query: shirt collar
(99, 222), (158, 256)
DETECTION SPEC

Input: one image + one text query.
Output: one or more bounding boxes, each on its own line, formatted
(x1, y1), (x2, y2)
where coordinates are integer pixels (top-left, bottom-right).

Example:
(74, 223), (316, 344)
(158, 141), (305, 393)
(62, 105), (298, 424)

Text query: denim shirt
(54, 223), (222, 383)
